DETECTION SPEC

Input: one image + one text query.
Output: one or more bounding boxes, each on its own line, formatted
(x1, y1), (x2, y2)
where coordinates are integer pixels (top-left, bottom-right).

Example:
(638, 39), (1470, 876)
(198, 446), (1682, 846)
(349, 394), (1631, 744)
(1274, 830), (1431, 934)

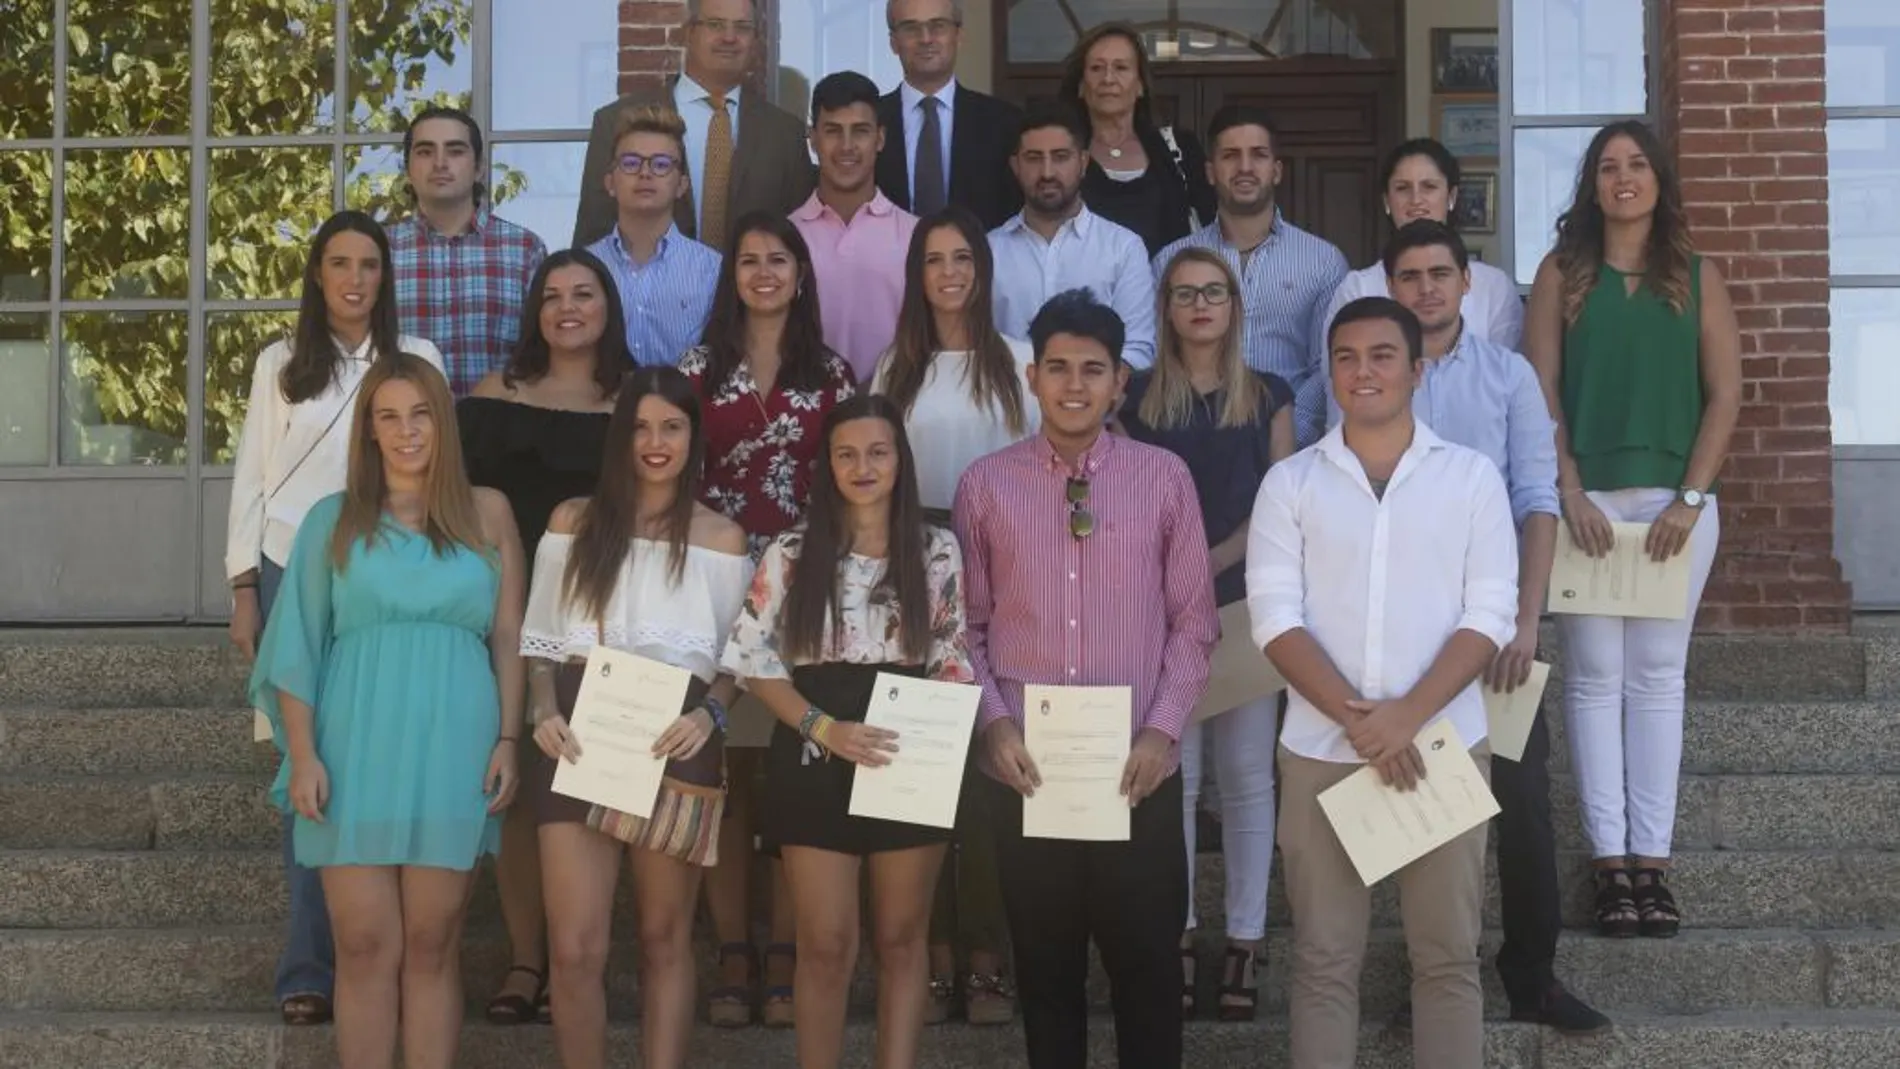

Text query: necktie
(913, 96), (947, 217)
(701, 91), (734, 251)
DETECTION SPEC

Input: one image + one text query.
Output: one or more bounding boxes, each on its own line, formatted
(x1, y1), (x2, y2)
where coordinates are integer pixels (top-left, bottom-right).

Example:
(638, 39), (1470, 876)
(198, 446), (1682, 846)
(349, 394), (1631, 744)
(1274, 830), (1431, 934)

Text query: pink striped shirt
(953, 431), (1219, 778)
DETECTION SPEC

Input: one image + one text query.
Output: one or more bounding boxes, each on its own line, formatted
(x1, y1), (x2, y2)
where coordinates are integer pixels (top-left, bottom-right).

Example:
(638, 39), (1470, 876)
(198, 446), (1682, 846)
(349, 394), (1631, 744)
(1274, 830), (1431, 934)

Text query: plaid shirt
(388, 207), (547, 396)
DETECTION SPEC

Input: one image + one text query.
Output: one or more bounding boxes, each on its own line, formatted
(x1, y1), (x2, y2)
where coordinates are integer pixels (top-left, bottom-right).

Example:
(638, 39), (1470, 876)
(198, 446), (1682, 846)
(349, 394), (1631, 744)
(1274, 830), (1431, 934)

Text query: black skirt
(763, 661), (955, 856)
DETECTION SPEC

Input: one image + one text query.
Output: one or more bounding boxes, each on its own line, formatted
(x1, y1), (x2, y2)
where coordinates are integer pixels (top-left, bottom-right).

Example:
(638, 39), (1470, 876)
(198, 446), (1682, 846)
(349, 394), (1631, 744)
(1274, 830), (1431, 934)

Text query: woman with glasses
(1119, 247), (1293, 1021)
(721, 394), (974, 1069)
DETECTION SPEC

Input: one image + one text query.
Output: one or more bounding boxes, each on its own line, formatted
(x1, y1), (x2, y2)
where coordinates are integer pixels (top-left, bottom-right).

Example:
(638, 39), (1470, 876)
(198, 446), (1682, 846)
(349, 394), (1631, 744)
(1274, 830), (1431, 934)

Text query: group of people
(221, 1), (1743, 1068)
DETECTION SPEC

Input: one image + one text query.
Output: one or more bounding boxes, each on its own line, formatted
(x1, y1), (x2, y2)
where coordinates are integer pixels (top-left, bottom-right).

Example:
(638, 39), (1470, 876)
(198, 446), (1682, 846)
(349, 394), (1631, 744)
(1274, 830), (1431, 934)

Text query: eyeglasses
(893, 17), (960, 39)
(692, 17), (756, 35)
(1066, 477), (1095, 539)
(1168, 282), (1232, 307)
(616, 152), (679, 176)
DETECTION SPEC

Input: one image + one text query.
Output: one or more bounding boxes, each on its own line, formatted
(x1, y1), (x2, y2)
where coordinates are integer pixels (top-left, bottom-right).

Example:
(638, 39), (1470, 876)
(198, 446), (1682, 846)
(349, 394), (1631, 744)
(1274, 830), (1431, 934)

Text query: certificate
(1483, 660), (1551, 764)
(1317, 718), (1501, 886)
(847, 673), (981, 829)
(253, 709), (273, 743)
(1547, 521), (1691, 619)
(551, 646), (693, 819)
(1191, 602), (1286, 724)
(1021, 685), (1131, 842)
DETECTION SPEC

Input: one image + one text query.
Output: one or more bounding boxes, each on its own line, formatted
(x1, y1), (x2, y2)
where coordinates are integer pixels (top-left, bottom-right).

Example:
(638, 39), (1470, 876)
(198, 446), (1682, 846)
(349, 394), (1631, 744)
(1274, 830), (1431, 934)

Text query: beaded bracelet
(701, 695), (730, 734)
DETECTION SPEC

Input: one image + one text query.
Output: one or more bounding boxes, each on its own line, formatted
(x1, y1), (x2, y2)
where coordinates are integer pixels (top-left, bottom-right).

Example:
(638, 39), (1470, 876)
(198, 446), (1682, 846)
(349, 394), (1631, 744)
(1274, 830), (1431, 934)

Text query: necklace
(1096, 129), (1135, 160)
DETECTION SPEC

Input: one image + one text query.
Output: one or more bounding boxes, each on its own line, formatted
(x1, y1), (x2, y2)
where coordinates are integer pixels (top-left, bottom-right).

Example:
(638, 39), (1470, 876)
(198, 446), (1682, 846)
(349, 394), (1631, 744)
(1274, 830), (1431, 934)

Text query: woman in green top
(1524, 121), (1741, 942)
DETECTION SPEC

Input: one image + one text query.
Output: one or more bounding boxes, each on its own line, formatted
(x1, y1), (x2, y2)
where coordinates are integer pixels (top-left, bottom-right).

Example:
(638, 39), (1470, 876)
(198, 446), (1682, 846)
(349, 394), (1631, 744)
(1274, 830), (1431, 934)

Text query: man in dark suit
(875, 0), (1023, 230)
(573, 0), (814, 250)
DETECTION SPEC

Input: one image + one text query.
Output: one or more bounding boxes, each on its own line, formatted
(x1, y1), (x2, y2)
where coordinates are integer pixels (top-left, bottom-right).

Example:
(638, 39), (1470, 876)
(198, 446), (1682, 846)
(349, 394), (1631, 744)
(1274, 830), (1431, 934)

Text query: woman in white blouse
(872, 206), (1038, 516)
(223, 208), (444, 1028)
(522, 367), (751, 1069)
(1317, 139), (1524, 358)
(722, 394), (976, 1069)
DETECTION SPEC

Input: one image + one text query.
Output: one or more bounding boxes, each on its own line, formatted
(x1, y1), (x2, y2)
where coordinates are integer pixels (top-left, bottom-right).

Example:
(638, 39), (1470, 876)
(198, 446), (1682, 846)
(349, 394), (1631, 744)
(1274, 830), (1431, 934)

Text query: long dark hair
(778, 395), (931, 665)
(1058, 22), (1159, 143)
(1553, 120), (1695, 325)
(282, 211), (402, 404)
(699, 210), (834, 394)
(502, 248), (630, 400)
(563, 367), (705, 615)
(881, 207), (1027, 436)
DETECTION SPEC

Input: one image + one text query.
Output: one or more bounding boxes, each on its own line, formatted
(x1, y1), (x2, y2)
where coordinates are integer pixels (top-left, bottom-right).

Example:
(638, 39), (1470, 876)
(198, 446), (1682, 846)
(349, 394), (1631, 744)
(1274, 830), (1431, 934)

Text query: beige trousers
(1277, 742), (1491, 1069)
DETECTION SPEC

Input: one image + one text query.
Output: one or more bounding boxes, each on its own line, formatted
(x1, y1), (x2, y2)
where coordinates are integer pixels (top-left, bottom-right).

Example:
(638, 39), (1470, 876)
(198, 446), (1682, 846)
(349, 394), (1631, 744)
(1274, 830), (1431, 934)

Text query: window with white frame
(1826, 0), (1900, 446)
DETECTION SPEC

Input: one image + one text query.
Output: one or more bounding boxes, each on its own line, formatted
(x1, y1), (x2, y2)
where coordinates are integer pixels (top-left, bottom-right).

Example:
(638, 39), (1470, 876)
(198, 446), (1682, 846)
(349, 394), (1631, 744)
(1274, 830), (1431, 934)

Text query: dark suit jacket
(572, 81), (816, 250)
(875, 83), (1024, 232)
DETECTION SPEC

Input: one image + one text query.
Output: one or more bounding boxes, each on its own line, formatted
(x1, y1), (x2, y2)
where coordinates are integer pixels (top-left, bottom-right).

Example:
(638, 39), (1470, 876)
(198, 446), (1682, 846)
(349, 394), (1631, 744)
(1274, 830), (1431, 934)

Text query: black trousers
(1491, 707), (1563, 1008)
(982, 771), (1187, 1069)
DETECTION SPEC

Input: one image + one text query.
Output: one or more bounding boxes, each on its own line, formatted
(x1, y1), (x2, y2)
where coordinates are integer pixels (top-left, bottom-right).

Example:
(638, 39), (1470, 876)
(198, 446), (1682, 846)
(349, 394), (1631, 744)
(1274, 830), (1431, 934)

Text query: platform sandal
(1180, 943), (1199, 1017)
(483, 965), (545, 1026)
(707, 942), (756, 1028)
(1217, 944), (1260, 1023)
(1632, 867), (1682, 939)
(1594, 866), (1640, 938)
(762, 942), (797, 1029)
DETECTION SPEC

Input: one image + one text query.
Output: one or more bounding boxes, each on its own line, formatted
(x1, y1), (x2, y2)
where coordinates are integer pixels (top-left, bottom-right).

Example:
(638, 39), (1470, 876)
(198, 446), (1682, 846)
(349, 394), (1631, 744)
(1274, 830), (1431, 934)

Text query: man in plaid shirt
(389, 105), (548, 395)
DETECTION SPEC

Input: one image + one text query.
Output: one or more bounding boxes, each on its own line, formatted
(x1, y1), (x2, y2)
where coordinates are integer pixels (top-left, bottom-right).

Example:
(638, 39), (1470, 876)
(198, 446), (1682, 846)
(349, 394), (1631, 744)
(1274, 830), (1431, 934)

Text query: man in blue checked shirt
(388, 105), (547, 396)
(1331, 218), (1613, 1038)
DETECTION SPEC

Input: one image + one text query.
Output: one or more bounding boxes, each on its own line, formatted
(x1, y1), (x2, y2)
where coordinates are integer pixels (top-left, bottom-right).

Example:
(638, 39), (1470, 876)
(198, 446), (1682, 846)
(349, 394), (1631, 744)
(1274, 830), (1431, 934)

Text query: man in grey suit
(573, 0), (815, 251)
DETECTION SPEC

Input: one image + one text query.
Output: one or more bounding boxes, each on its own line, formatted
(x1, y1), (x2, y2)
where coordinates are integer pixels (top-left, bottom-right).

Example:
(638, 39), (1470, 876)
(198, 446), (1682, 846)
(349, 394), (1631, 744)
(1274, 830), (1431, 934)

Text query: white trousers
(1182, 693), (1279, 940)
(1557, 487), (1720, 860)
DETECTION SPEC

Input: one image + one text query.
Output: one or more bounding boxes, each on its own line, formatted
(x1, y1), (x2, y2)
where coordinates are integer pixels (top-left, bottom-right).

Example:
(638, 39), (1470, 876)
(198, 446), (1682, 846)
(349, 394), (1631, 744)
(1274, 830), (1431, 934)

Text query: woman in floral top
(722, 394), (975, 1069)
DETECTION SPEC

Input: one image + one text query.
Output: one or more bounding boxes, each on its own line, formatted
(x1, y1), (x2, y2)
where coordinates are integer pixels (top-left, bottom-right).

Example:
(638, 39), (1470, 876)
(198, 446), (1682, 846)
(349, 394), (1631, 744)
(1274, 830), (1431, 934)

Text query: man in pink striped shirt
(953, 288), (1219, 1069)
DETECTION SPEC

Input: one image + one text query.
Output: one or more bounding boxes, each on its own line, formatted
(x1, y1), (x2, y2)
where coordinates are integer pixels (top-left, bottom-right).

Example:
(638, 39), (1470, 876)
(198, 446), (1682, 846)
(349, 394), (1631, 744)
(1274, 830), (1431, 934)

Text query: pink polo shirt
(791, 190), (918, 384)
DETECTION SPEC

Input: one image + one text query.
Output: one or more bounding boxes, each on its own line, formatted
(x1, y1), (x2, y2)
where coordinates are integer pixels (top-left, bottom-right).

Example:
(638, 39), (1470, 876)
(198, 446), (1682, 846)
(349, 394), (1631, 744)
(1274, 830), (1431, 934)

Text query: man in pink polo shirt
(792, 70), (920, 384)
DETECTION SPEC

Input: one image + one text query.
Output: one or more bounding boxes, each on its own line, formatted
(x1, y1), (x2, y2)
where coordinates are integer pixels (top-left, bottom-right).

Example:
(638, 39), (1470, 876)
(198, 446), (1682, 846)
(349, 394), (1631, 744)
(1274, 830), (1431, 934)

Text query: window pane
(61, 311), (188, 466)
(1829, 118), (1900, 276)
(0, 1), (55, 139)
(1005, 0), (1397, 64)
(204, 311), (298, 465)
(493, 0), (618, 131)
(1831, 288), (1900, 446)
(0, 151), (53, 301)
(209, 148), (334, 301)
(0, 314), (52, 466)
(1827, 0), (1900, 108)
(65, 0), (193, 136)
(1511, 126), (1593, 284)
(347, 0), (474, 133)
(343, 143), (405, 221)
(64, 149), (192, 300)
(211, 0), (337, 135)
(488, 142), (586, 258)
(1511, 0), (1646, 117)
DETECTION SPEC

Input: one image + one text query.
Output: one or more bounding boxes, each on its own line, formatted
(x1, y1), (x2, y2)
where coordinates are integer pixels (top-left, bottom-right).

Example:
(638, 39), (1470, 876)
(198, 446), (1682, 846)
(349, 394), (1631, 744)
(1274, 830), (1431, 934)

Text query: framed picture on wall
(1432, 97), (1499, 161)
(1431, 28), (1500, 94)
(1452, 172), (1498, 234)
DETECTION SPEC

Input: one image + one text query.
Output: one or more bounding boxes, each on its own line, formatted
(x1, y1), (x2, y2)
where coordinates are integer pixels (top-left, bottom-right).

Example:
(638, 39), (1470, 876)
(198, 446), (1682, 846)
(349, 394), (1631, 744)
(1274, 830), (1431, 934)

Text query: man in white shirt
(988, 105), (1155, 368)
(1246, 295), (1518, 1069)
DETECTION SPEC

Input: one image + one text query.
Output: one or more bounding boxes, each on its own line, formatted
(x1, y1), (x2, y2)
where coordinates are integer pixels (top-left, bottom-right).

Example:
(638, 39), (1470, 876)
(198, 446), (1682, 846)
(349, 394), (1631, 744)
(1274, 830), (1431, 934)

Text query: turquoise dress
(250, 493), (504, 870)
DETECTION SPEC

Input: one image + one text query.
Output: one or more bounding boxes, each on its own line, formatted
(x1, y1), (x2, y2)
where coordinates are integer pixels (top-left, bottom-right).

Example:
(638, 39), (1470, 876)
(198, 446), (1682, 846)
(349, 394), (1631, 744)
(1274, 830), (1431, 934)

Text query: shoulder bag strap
(267, 373), (365, 505)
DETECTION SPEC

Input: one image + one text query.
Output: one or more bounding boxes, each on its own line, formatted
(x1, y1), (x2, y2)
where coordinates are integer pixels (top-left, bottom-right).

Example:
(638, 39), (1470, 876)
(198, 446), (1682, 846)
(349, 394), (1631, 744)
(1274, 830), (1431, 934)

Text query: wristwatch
(1677, 486), (1707, 509)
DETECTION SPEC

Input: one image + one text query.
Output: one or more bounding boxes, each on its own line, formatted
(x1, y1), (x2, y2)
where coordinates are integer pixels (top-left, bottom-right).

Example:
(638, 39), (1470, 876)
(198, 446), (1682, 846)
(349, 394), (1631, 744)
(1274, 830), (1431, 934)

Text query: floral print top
(680, 345), (857, 557)
(720, 525), (976, 684)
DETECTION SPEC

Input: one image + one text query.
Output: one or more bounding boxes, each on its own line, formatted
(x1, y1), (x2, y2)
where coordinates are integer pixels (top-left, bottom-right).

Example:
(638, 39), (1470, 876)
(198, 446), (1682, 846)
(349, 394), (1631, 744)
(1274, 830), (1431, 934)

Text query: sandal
(965, 971), (1015, 1026)
(484, 965), (545, 1026)
(1217, 944), (1260, 1023)
(1633, 867), (1682, 939)
(280, 992), (332, 1026)
(925, 974), (954, 1025)
(1179, 943), (1199, 1017)
(707, 942), (756, 1028)
(761, 942), (797, 1029)
(1593, 867), (1640, 938)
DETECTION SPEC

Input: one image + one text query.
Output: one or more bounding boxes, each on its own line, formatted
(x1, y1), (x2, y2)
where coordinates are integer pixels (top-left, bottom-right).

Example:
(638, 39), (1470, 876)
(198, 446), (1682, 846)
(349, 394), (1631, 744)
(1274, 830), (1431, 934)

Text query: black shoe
(1510, 984), (1613, 1036)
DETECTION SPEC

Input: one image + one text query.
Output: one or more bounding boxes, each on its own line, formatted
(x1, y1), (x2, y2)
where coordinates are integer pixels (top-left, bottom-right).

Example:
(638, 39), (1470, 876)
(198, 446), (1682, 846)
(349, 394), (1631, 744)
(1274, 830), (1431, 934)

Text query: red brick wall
(618, 1), (688, 92)
(1659, 0), (1850, 632)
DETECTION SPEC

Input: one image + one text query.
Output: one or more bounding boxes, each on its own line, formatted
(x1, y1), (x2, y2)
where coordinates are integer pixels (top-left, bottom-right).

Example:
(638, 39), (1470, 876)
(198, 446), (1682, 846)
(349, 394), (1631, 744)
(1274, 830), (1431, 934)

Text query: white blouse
(1316, 259), (1525, 367)
(225, 333), (445, 577)
(871, 337), (1039, 511)
(520, 532), (755, 683)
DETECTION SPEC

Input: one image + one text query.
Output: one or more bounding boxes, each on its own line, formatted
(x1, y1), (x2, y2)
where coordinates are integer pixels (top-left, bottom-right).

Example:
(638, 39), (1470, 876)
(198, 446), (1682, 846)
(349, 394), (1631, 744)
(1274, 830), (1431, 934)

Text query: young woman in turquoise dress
(251, 352), (527, 1069)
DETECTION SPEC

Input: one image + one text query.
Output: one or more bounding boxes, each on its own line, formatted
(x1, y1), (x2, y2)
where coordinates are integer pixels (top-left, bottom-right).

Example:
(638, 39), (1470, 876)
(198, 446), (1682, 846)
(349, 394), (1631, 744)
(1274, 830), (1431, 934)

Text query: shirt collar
(792, 189), (899, 224)
(411, 203), (491, 240)
(1210, 207), (1284, 252)
(1002, 203), (1094, 241)
(1031, 427), (1117, 479)
(676, 73), (734, 108)
(335, 333), (378, 363)
(1314, 418), (1448, 494)
(609, 222), (684, 265)
(1431, 317), (1471, 366)
(900, 78), (958, 115)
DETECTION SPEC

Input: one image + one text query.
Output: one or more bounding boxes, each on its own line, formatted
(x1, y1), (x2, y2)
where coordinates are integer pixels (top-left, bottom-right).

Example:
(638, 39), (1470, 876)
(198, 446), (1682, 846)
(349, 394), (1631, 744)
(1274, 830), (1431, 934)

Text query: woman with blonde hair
(251, 352), (526, 1069)
(1119, 245), (1292, 1021)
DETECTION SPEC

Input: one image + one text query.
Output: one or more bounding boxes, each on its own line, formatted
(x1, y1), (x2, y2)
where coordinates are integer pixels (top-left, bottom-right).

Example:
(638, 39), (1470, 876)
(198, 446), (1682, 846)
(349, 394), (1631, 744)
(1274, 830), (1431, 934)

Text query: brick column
(619, 1), (688, 93)
(1660, 0), (1851, 632)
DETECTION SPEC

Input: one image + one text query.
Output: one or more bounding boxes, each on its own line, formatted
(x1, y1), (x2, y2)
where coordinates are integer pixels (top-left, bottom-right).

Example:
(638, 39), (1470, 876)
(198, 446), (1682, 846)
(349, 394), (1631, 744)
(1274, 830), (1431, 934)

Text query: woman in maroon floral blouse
(677, 209), (855, 1028)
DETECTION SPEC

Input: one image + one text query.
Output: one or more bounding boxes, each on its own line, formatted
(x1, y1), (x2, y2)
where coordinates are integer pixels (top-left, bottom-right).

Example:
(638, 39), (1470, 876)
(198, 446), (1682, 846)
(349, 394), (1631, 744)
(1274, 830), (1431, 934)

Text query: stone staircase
(2, 625), (1898, 1067)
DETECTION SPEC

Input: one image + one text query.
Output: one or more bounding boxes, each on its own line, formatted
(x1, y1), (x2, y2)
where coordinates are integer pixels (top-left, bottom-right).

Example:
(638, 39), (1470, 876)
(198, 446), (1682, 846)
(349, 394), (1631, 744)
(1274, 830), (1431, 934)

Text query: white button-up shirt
(1245, 420), (1519, 763)
(988, 205), (1156, 368)
(673, 74), (742, 234)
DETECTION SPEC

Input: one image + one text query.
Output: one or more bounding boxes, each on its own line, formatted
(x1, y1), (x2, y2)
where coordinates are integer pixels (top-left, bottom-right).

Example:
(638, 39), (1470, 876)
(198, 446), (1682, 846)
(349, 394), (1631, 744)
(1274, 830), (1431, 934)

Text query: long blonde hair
(1141, 247), (1266, 431)
(330, 352), (490, 569)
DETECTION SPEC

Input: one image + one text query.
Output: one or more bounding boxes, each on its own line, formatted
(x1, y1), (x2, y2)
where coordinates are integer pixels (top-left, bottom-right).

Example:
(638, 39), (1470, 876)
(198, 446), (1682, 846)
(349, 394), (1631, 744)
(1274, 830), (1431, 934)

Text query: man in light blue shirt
(1153, 105), (1347, 445)
(988, 104), (1155, 367)
(1327, 219), (1609, 1036)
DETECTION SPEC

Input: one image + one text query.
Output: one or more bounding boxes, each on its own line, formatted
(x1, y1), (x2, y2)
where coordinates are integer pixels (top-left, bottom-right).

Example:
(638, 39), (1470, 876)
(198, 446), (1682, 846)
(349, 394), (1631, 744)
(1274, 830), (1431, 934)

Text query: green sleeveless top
(1560, 257), (1705, 491)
